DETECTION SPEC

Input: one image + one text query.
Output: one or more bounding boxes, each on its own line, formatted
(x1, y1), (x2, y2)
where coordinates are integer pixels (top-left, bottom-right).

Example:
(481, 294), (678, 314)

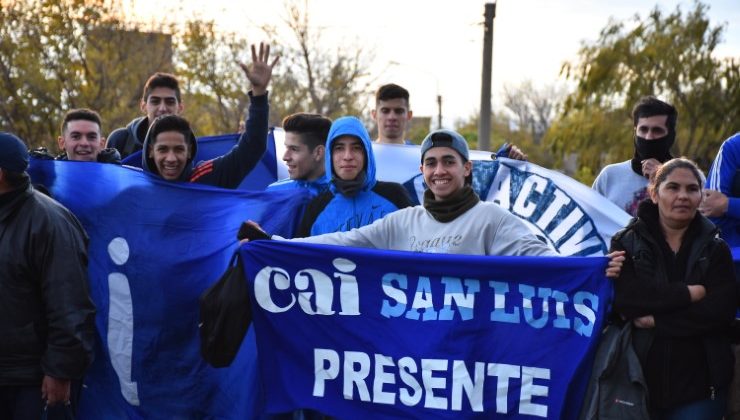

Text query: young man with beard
(592, 96), (678, 216)
(140, 43), (277, 188)
(266, 113), (332, 197)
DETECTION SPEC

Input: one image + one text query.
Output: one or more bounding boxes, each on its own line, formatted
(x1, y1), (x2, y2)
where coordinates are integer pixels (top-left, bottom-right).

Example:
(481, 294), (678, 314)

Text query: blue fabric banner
(240, 241), (613, 419)
(27, 160), (310, 419)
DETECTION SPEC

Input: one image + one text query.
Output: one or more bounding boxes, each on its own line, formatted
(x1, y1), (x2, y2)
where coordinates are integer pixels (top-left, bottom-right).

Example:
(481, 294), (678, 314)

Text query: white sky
(129, 0), (740, 126)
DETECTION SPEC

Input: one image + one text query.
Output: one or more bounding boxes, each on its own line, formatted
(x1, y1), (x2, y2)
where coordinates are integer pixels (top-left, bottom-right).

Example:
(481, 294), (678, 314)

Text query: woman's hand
(605, 250), (626, 278)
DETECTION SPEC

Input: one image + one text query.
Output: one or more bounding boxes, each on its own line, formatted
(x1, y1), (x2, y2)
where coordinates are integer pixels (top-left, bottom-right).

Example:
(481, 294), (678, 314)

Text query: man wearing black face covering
(593, 96), (678, 216)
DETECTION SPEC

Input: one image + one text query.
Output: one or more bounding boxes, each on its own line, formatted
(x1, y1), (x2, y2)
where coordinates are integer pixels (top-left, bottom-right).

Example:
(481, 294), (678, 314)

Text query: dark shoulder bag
(198, 252), (252, 368)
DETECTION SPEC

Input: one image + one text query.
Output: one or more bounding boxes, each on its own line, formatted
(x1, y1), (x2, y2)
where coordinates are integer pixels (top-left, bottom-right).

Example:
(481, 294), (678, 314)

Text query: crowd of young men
(7, 37), (740, 417)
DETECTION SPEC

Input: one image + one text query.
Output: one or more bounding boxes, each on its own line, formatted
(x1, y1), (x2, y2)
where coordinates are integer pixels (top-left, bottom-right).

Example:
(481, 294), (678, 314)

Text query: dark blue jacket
(141, 92), (268, 189)
(107, 116), (148, 159)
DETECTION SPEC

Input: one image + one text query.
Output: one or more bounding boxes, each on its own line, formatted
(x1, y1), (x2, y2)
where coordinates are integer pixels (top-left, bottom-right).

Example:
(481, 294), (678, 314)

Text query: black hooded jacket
(0, 178), (96, 386)
(141, 92), (268, 188)
(107, 116), (148, 159)
(610, 200), (736, 410)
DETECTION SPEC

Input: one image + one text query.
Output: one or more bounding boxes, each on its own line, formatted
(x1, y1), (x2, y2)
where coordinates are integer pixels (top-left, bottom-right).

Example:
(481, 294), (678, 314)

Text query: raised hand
(239, 42), (280, 96)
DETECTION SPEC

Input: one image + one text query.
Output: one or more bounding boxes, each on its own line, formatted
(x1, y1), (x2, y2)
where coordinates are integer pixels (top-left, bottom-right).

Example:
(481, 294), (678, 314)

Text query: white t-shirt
(592, 160), (648, 217)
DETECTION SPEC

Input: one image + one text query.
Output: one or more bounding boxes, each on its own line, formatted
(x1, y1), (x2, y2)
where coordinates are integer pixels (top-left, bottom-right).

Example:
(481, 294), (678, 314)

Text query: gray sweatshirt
(281, 201), (555, 257)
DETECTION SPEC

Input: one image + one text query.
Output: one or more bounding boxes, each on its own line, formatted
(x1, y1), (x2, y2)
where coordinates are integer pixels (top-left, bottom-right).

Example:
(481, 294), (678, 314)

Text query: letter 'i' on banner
(107, 237), (140, 406)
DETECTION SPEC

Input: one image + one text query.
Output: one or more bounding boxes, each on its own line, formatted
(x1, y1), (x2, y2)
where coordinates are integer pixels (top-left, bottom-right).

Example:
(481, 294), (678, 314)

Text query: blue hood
(325, 116), (377, 193)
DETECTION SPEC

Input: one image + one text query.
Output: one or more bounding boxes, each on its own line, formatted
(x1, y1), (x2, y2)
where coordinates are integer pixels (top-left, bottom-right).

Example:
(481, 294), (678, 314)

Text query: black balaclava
(630, 128), (675, 177)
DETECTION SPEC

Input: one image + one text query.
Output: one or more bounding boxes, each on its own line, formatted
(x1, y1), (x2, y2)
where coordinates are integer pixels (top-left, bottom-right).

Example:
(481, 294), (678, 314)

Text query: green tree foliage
(263, 0), (374, 122)
(0, 0), (373, 149)
(550, 1), (740, 183)
(176, 21), (250, 136)
(466, 111), (557, 169)
(0, 0), (172, 149)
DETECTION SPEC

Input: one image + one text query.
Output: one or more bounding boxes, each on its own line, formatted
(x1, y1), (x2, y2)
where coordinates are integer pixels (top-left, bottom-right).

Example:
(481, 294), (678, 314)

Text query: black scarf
(630, 132), (675, 176)
(0, 176), (30, 209)
(423, 185), (480, 222)
(333, 171), (366, 198)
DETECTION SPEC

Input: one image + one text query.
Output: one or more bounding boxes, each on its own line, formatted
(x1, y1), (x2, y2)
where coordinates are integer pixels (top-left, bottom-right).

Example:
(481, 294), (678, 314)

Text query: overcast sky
(130, 0), (740, 126)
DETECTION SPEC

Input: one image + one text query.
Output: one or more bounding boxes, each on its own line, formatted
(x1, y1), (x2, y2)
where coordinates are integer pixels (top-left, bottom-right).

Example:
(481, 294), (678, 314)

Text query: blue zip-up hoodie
(297, 116), (412, 236)
(325, 116), (378, 194)
(266, 173), (331, 198)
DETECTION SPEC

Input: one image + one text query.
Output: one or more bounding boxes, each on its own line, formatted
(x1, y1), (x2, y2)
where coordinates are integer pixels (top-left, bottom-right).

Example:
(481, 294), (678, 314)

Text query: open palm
(239, 42), (279, 96)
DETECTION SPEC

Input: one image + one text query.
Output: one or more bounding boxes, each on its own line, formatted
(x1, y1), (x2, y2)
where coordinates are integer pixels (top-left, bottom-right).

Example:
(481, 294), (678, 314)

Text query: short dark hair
(148, 115), (193, 147)
(375, 83), (410, 106)
(60, 108), (102, 135)
(142, 72), (181, 103)
(282, 113), (332, 150)
(632, 96), (677, 134)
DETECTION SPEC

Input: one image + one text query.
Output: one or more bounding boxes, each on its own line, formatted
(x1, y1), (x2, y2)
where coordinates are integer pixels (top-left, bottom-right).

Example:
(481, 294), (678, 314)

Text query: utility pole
(478, 2), (495, 151)
(437, 95), (443, 129)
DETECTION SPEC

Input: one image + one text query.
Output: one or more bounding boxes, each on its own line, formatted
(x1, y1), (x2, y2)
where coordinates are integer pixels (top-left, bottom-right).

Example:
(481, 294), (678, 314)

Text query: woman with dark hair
(611, 158), (737, 419)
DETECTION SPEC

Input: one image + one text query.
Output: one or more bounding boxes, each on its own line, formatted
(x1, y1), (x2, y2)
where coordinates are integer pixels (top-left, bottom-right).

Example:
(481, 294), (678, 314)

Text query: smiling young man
(291, 129), (558, 254)
(243, 129), (626, 269)
(56, 109), (121, 164)
(31, 109), (121, 164)
(266, 113), (332, 197)
(295, 116), (413, 236)
(141, 43), (277, 188)
(592, 96), (678, 216)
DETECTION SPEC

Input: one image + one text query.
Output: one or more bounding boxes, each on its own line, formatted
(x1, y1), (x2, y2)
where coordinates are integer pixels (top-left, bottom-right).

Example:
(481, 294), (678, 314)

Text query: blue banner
(241, 241), (613, 419)
(28, 160), (310, 418)
(123, 127), (631, 255)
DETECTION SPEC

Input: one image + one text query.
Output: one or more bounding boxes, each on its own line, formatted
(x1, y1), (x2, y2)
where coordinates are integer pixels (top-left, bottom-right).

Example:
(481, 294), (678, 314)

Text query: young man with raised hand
(140, 43), (277, 188)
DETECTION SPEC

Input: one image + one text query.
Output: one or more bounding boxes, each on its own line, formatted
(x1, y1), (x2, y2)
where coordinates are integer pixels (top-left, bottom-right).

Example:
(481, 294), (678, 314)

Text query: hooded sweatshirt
(141, 92), (268, 188)
(297, 116), (412, 236)
(107, 116), (148, 159)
